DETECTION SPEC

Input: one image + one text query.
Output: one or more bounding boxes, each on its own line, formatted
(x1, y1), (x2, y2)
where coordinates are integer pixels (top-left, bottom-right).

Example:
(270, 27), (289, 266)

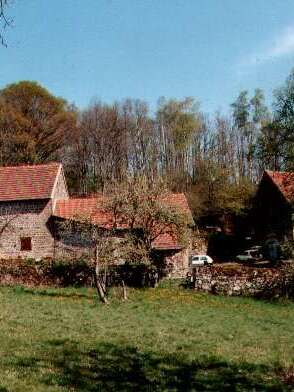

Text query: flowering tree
(106, 176), (190, 265)
(61, 177), (190, 304)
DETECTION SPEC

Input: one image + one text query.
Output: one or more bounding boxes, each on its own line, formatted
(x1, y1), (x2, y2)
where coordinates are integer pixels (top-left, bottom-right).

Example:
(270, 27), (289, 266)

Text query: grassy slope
(0, 285), (293, 391)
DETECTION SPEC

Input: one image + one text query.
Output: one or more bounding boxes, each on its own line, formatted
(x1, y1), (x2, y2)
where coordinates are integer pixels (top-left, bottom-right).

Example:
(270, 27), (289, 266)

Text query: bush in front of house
(0, 258), (166, 288)
(0, 257), (92, 287)
(281, 240), (294, 260)
(48, 258), (92, 286)
(256, 263), (294, 299)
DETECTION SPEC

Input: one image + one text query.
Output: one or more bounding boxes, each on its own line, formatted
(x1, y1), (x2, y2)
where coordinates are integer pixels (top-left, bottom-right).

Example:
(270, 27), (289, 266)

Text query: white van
(190, 255), (213, 266)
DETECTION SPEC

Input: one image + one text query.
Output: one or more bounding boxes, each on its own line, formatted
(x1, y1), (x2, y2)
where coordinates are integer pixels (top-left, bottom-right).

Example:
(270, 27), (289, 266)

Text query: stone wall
(0, 199), (54, 259)
(53, 220), (95, 259)
(164, 248), (190, 278)
(190, 264), (287, 296)
(162, 230), (208, 279)
(52, 168), (69, 207)
(192, 232), (208, 254)
(0, 168), (69, 260)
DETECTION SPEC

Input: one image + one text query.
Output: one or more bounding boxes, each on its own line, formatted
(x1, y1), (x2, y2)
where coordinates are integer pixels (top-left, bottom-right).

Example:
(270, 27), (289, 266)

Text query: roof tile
(0, 163), (61, 201)
(54, 193), (193, 250)
(265, 170), (294, 204)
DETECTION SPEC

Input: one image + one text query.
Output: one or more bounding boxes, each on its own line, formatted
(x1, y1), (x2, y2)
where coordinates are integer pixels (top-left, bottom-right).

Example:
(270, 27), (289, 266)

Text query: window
(20, 237), (32, 251)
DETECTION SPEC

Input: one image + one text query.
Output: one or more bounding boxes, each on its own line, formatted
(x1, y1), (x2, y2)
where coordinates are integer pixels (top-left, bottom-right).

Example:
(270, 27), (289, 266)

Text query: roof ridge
(264, 170), (294, 204)
(68, 194), (104, 200)
(265, 169), (293, 175)
(0, 162), (60, 169)
(0, 162), (62, 202)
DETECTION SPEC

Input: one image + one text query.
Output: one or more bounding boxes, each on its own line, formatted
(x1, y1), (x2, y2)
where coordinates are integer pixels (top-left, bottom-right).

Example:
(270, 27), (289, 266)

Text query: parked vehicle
(236, 246), (262, 263)
(190, 254), (213, 266)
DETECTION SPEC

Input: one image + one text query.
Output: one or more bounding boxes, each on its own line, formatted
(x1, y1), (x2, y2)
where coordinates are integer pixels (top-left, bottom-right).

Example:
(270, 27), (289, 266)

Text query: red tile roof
(161, 193), (193, 219)
(265, 170), (294, 204)
(152, 232), (182, 250)
(54, 195), (123, 228)
(54, 193), (193, 250)
(0, 163), (61, 201)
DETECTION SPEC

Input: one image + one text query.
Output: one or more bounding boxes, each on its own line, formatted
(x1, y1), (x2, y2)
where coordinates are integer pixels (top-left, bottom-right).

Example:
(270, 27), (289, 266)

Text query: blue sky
(2, 0), (294, 114)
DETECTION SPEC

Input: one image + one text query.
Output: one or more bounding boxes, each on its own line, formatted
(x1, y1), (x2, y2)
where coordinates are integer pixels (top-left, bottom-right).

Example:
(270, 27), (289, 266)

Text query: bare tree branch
(0, 0), (12, 47)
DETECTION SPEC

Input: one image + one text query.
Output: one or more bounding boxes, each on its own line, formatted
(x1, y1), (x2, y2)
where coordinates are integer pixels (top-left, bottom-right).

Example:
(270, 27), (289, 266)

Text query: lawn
(0, 285), (293, 391)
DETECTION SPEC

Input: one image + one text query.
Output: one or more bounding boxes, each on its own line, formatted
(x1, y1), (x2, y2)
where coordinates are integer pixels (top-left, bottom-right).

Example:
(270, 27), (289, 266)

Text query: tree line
(0, 69), (293, 220)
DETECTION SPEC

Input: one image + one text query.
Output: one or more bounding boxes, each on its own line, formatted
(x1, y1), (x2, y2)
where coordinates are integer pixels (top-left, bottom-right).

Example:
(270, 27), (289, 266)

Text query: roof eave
(0, 196), (51, 202)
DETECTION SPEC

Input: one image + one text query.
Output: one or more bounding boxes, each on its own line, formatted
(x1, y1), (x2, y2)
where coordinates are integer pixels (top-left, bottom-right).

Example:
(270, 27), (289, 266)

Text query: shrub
(281, 240), (294, 260)
(48, 258), (92, 286)
(257, 264), (294, 299)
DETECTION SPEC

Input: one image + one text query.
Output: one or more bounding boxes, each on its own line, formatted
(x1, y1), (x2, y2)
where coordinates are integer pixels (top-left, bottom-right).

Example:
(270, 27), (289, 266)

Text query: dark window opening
(20, 237), (32, 251)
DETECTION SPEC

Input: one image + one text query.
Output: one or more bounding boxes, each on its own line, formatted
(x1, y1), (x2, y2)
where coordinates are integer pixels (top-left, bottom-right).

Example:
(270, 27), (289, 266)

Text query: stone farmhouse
(0, 163), (193, 276)
(254, 170), (294, 241)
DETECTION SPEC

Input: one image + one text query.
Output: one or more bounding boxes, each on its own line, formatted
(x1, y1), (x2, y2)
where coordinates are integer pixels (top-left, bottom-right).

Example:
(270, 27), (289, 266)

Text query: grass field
(0, 285), (293, 391)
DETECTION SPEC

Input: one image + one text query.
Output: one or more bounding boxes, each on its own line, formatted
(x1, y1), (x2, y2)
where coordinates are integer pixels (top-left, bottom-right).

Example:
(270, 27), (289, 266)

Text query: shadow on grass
(13, 286), (93, 300)
(8, 341), (290, 391)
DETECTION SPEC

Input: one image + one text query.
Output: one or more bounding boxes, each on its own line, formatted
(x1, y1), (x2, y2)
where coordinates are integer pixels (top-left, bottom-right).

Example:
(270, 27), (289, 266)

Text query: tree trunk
(93, 263), (109, 304)
(93, 246), (109, 304)
(121, 279), (128, 301)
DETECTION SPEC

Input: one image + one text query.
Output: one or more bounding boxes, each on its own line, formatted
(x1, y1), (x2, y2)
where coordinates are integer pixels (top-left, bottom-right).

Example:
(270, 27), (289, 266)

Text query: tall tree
(231, 91), (251, 178)
(250, 88), (269, 125)
(256, 69), (294, 172)
(156, 97), (200, 190)
(249, 89), (270, 178)
(0, 81), (77, 165)
(271, 68), (294, 170)
(231, 91), (250, 130)
(257, 122), (285, 171)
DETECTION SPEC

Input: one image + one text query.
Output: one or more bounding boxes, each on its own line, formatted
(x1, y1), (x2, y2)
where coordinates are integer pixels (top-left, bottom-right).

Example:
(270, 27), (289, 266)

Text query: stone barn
(53, 193), (194, 277)
(0, 163), (68, 259)
(254, 170), (294, 242)
(0, 163), (194, 277)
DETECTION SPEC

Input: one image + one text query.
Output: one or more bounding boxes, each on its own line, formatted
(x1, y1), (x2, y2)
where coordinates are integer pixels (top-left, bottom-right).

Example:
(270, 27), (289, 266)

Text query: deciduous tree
(60, 177), (190, 303)
(0, 81), (77, 165)
(0, 0), (11, 46)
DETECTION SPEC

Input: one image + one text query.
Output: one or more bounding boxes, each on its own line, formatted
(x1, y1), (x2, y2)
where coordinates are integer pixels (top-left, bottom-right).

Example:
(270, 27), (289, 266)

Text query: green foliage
(0, 286), (293, 390)
(49, 258), (91, 286)
(258, 264), (294, 299)
(156, 97), (200, 151)
(281, 241), (294, 260)
(214, 176), (256, 215)
(258, 67), (294, 171)
(231, 90), (250, 129)
(257, 121), (286, 171)
(250, 88), (270, 124)
(188, 164), (255, 218)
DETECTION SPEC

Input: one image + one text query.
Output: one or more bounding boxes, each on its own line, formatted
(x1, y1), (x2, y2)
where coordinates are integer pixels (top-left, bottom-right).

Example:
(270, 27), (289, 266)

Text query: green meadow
(0, 285), (293, 391)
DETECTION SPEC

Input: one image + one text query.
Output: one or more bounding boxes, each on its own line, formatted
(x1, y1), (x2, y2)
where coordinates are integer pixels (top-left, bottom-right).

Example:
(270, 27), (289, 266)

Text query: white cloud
(238, 26), (294, 71)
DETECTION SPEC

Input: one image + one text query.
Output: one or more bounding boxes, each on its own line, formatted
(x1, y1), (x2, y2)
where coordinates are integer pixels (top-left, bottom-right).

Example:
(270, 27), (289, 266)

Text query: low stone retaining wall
(0, 258), (165, 288)
(0, 258), (93, 287)
(190, 263), (294, 298)
(0, 258), (293, 297)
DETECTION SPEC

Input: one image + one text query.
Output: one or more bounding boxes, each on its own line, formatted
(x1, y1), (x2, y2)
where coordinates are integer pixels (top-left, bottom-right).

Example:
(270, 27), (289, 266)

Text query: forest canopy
(0, 69), (293, 220)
